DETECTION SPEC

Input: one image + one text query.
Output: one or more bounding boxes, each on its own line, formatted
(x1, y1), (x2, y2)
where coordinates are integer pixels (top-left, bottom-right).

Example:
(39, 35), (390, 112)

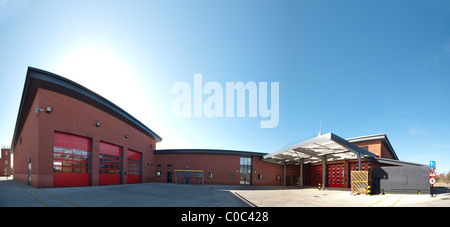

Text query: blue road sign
(429, 161), (436, 169)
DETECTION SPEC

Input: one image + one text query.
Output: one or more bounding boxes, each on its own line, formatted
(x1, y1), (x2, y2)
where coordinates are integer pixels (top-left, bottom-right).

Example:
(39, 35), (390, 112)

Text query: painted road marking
(12, 181), (47, 207)
(41, 189), (79, 207)
(368, 195), (391, 207)
(11, 181), (79, 207)
(390, 196), (404, 207)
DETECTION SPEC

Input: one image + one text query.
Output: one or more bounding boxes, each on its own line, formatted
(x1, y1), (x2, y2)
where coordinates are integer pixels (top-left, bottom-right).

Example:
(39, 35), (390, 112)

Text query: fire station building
(10, 67), (428, 193)
(12, 67), (161, 188)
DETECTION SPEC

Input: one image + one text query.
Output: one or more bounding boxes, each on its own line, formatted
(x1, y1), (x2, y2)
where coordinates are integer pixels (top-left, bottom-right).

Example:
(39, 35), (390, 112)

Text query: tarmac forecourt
(1, 177), (449, 207)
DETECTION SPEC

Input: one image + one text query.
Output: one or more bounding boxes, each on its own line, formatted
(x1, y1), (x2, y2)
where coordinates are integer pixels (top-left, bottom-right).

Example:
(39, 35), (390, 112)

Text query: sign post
(429, 161), (436, 197)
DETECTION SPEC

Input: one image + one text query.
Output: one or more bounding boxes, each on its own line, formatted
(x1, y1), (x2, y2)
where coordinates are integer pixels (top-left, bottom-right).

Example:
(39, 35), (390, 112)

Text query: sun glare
(55, 46), (141, 105)
(51, 45), (162, 132)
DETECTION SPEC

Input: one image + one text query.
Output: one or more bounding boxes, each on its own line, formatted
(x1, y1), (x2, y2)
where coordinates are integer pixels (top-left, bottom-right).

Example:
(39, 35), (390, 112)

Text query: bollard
(367, 185), (371, 196)
(296, 182), (299, 189)
(318, 183), (321, 191)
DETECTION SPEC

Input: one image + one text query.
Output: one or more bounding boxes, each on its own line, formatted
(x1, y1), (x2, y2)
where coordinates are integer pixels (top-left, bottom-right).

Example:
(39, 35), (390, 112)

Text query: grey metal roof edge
(346, 133), (387, 142)
(263, 133), (334, 159)
(330, 133), (376, 158)
(368, 157), (426, 167)
(11, 67), (162, 150)
(155, 149), (267, 157)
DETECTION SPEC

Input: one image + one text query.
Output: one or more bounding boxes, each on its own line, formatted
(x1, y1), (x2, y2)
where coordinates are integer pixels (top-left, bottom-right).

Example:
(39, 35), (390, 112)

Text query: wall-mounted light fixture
(35, 106), (43, 114)
(125, 134), (129, 138)
(35, 106), (52, 115)
(96, 122), (101, 127)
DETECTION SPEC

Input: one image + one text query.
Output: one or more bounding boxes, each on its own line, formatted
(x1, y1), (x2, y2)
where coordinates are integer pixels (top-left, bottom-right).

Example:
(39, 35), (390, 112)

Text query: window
(156, 171), (161, 177)
(258, 174), (263, 180)
(99, 150), (121, 175)
(207, 172), (213, 179)
(127, 159), (140, 175)
(53, 146), (90, 173)
(240, 156), (252, 185)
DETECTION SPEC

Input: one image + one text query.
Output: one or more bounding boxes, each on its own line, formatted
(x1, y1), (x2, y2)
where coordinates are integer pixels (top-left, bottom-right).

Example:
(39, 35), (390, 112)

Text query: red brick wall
(353, 140), (396, 160)
(252, 157), (284, 186)
(353, 140), (382, 157)
(153, 153), (241, 185)
(13, 91), (40, 187)
(380, 142), (395, 159)
(0, 149), (11, 176)
(153, 153), (290, 186)
(13, 88), (157, 188)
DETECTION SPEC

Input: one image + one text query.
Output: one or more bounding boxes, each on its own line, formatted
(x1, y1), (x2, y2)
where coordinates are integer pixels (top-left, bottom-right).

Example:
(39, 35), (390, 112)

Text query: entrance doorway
(239, 156), (252, 185)
(167, 170), (173, 183)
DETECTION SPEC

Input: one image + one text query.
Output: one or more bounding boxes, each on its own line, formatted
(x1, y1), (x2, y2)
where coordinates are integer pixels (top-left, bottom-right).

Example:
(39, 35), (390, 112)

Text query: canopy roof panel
(263, 133), (376, 164)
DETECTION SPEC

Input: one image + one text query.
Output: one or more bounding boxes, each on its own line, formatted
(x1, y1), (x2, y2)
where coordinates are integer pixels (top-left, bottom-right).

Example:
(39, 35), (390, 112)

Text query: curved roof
(11, 67), (162, 150)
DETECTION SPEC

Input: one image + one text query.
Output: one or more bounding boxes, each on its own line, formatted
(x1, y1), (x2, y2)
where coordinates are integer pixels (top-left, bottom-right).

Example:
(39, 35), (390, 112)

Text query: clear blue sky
(1, 0), (449, 173)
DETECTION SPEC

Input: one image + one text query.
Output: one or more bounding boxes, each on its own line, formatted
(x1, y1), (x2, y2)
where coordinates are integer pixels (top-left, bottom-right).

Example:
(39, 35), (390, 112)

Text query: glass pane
(54, 153), (63, 159)
(62, 160), (72, 166)
(54, 147), (63, 153)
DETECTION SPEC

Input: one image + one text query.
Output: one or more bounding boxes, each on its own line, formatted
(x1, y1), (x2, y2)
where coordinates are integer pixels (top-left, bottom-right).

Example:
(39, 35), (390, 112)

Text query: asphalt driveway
(0, 178), (250, 207)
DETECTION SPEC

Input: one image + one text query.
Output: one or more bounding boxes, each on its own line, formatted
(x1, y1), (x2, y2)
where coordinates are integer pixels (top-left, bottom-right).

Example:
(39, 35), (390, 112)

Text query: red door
(309, 165), (322, 186)
(127, 149), (141, 184)
(327, 163), (344, 188)
(99, 142), (122, 186)
(53, 132), (91, 187)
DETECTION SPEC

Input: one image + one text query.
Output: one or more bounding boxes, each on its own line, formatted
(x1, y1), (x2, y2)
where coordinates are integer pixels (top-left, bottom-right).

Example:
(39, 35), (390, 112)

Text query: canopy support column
(299, 158), (303, 188)
(358, 152), (361, 170)
(322, 155), (326, 190)
(283, 162), (286, 187)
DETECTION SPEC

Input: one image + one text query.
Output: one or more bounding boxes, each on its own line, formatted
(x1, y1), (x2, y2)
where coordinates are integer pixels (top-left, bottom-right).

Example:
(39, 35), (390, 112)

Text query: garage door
(309, 165), (322, 186)
(53, 132), (91, 187)
(327, 163), (344, 188)
(99, 142), (122, 186)
(127, 149), (141, 184)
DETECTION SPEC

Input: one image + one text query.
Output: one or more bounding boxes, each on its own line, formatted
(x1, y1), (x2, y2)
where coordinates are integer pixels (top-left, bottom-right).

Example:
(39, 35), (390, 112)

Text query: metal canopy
(263, 132), (376, 165)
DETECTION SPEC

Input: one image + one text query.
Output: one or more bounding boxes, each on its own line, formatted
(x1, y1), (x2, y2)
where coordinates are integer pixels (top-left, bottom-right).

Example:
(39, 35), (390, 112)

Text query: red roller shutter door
(53, 132), (91, 187)
(99, 142), (122, 186)
(127, 149), (141, 184)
